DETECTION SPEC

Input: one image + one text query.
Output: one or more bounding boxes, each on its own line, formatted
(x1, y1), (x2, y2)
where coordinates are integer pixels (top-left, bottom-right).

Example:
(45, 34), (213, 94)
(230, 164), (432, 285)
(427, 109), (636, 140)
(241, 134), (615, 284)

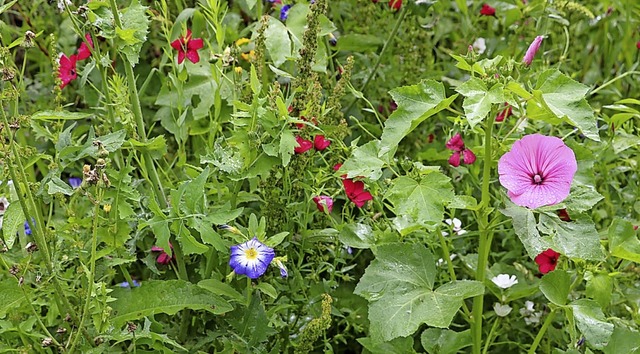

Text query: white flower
(519, 301), (542, 325)
(442, 218), (467, 236)
(491, 274), (518, 289)
(57, 0), (72, 13)
(493, 303), (512, 317)
(472, 37), (486, 54)
(436, 254), (457, 267)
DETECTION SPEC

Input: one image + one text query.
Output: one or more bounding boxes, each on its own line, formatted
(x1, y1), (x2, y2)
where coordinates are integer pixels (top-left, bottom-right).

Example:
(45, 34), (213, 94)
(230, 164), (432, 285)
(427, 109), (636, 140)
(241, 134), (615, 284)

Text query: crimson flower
(151, 243), (174, 265)
(342, 179), (373, 208)
(171, 29), (204, 64)
(557, 209), (571, 222)
(58, 54), (78, 89)
(312, 196), (333, 213)
(389, 0), (401, 10)
(480, 3), (496, 16)
(637, 41), (640, 50)
(77, 33), (94, 61)
(496, 104), (512, 122)
(333, 163), (342, 171)
(294, 136), (313, 154)
(314, 135), (331, 151)
(534, 248), (560, 274)
(498, 134), (577, 209)
(445, 133), (476, 167)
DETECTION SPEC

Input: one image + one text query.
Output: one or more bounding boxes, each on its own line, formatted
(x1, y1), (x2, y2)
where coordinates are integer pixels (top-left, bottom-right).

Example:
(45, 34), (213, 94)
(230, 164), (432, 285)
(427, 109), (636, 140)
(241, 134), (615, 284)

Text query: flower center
(533, 174), (543, 184)
(244, 248), (258, 260)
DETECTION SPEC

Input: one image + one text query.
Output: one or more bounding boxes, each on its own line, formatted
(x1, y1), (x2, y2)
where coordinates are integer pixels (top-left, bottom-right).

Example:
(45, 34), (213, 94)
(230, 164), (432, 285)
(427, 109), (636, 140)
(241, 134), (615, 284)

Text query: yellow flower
(235, 38), (251, 47)
(241, 50), (255, 61)
(103, 204), (112, 213)
(234, 67), (243, 74)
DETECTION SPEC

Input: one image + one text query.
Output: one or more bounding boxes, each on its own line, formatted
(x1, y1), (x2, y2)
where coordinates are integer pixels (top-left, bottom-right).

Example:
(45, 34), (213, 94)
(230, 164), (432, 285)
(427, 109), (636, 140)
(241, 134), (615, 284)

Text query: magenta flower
(312, 195), (333, 213)
(294, 136), (313, 154)
(523, 35), (544, 66)
(171, 29), (204, 64)
(498, 134), (577, 209)
(151, 243), (174, 265)
(446, 133), (476, 167)
(314, 135), (331, 151)
(58, 53), (78, 89)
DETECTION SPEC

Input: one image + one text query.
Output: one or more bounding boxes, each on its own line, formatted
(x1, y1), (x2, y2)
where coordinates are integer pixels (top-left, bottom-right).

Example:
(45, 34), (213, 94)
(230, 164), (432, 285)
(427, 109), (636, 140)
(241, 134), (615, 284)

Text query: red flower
(333, 163), (343, 171)
(58, 54), (78, 89)
(151, 243), (174, 265)
(496, 104), (512, 122)
(480, 3), (496, 16)
(314, 135), (331, 151)
(557, 209), (571, 222)
(294, 136), (313, 154)
(446, 133), (476, 167)
(427, 134), (435, 143)
(534, 249), (561, 274)
(342, 179), (373, 208)
(170, 29), (204, 64)
(637, 41), (640, 50)
(77, 33), (94, 61)
(313, 196), (334, 213)
(389, 0), (402, 10)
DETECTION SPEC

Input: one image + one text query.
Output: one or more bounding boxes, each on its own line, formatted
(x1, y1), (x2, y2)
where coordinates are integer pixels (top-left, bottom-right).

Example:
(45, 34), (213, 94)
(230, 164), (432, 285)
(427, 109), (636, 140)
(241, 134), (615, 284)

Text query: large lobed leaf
(455, 77), (504, 128)
(355, 243), (483, 342)
(110, 280), (233, 329)
(385, 174), (454, 230)
(379, 80), (457, 156)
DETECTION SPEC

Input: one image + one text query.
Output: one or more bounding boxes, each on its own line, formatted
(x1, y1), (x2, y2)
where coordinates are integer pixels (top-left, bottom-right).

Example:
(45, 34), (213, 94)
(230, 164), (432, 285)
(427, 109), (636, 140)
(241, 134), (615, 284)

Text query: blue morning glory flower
(118, 280), (141, 288)
(274, 258), (288, 278)
(280, 5), (292, 21)
(229, 237), (275, 279)
(69, 177), (82, 189)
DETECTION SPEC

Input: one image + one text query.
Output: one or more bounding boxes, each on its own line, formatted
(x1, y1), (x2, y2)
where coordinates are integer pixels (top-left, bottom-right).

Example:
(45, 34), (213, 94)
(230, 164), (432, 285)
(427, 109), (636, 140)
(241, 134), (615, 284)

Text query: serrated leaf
(571, 299), (613, 349)
(341, 140), (386, 180)
(563, 182), (603, 213)
(279, 129), (297, 167)
(110, 280), (232, 329)
(264, 16), (291, 67)
(455, 78), (504, 128)
(190, 217), (227, 253)
(500, 201), (554, 259)
(181, 166), (209, 214)
(608, 218), (640, 262)
(379, 80), (457, 156)
(540, 270), (570, 305)
(528, 70), (599, 141)
(55, 123), (76, 152)
(385, 174), (454, 229)
(539, 213), (604, 261)
(118, 2), (149, 66)
(355, 243), (482, 341)
(2, 202), (25, 249)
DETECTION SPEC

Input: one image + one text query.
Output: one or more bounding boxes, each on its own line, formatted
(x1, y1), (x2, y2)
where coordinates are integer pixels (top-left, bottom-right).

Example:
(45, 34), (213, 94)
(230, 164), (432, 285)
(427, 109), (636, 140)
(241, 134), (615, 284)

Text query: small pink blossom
(480, 3), (496, 16)
(294, 136), (313, 154)
(498, 134), (577, 209)
(58, 54), (78, 89)
(151, 243), (174, 265)
(523, 35), (544, 66)
(446, 133), (476, 167)
(496, 104), (512, 122)
(314, 135), (331, 151)
(77, 33), (94, 61)
(312, 196), (334, 213)
(462, 149), (476, 165)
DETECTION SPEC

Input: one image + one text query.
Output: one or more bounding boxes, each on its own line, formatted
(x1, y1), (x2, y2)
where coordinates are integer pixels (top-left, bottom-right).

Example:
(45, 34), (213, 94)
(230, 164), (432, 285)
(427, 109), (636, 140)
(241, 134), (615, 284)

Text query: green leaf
(380, 80), (457, 156)
(539, 213), (604, 261)
(500, 202), (553, 259)
(198, 279), (244, 303)
(335, 34), (384, 52)
(571, 299), (614, 349)
(341, 140), (386, 180)
(421, 328), (472, 354)
(358, 336), (417, 354)
(585, 273), (612, 308)
(0, 279), (24, 318)
(174, 222), (208, 255)
(265, 231), (288, 247)
(55, 123), (75, 152)
(182, 166), (209, 214)
(540, 270), (571, 305)
(355, 243), (483, 341)
(110, 280), (232, 329)
(128, 136), (168, 159)
(255, 282), (277, 299)
(31, 110), (93, 121)
(447, 195), (478, 210)
(264, 16), (291, 67)
(339, 224), (375, 249)
(612, 132), (640, 154)
(118, 2), (150, 66)
(385, 174), (454, 229)
(279, 129), (297, 167)
(608, 218), (640, 262)
(2, 202), (25, 249)
(455, 78), (504, 128)
(190, 217), (227, 253)
(47, 177), (74, 196)
(603, 326), (640, 354)
(563, 182), (603, 214)
(528, 70), (599, 141)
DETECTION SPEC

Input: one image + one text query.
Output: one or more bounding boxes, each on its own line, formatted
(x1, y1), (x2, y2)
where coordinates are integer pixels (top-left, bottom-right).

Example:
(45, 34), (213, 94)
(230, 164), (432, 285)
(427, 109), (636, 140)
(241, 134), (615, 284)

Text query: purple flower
(229, 237), (275, 279)
(523, 35), (544, 66)
(498, 134), (577, 209)
(118, 280), (141, 288)
(280, 5), (292, 21)
(24, 220), (33, 235)
(69, 177), (82, 189)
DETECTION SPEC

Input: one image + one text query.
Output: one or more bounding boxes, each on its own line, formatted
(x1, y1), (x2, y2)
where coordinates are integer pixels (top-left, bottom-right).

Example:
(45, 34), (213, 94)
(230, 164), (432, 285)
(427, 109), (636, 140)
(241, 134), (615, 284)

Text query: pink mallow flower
(523, 35), (544, 66)
(312, 196), (334, 213)
(498, 134), (577, 209)
(58, 54), (78, 89)
(171, 29), (204, 64)
(314, 135), (331, 151)
(77, 33), (94, 61)
(446, 133), (476, 167)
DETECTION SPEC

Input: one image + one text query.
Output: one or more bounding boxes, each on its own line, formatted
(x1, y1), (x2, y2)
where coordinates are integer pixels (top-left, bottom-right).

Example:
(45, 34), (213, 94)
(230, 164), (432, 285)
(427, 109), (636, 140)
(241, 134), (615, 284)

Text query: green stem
(482, 316), (500, 354)
(588, 71), (640, 96)
(119, 264), (136, 288)
(527, 309), (556, 354)
(344, 6), (409, 114)
(472, 117), (495, 354)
